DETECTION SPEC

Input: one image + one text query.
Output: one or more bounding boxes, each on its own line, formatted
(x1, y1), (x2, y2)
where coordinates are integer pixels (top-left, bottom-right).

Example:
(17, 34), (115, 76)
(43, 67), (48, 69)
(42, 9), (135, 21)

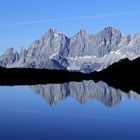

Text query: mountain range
(0, 26), (140, 73)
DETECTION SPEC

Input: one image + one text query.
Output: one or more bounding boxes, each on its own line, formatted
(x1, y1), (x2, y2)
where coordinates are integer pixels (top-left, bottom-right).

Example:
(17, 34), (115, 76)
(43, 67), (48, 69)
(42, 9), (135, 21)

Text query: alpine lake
(0, 80), (140, 140)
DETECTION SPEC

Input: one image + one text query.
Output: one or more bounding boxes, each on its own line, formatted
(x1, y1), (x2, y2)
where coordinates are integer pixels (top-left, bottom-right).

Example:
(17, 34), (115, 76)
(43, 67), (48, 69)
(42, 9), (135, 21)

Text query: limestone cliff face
(1, 27), (140, 73)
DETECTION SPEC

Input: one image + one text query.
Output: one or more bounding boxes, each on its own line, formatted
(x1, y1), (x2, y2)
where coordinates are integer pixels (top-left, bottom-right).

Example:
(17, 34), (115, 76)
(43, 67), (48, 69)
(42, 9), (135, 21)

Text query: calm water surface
(0, 80), (140, 140)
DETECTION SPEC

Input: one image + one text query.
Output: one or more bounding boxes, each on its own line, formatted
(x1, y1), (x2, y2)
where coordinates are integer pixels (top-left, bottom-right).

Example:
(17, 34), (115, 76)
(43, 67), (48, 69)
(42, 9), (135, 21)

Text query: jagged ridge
(0, 26), (140, 73)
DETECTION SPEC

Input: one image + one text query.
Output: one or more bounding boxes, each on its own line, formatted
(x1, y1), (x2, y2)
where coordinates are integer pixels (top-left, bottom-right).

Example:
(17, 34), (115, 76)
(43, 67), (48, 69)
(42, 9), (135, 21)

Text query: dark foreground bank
(0, 57), (140, 93)
(0, 67), (92, 85)
(94, 57), (140, 93)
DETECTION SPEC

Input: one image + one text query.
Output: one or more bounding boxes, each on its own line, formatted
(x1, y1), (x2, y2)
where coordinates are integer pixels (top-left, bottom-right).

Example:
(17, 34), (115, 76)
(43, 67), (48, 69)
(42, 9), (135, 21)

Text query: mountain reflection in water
(29, 80), (140, 107)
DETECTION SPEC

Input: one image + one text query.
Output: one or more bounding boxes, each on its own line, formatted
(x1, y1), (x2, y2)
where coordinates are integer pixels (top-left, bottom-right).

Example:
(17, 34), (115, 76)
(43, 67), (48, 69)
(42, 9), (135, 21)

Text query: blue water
(0, 81), (140, 140)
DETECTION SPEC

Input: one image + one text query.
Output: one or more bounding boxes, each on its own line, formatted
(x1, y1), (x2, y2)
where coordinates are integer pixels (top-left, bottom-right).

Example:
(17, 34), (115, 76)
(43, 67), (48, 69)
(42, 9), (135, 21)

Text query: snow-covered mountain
(30, 80), (140, 107)
(1, 26), (140, 73)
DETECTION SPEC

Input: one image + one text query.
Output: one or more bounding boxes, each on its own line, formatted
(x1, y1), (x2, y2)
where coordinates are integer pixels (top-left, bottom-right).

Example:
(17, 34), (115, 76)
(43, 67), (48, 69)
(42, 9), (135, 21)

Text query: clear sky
(0, 0), (140, 54)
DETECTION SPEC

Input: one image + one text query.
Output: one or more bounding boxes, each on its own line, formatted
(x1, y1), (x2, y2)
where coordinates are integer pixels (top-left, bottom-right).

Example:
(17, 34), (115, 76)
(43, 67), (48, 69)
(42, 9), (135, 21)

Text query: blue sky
(0, 0), (140, 54)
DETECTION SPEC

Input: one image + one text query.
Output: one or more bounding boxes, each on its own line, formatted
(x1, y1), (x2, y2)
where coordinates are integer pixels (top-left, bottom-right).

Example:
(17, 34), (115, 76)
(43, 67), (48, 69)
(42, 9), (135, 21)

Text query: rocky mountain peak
(99, 26), (121, 39)
(1, 26), (140, 73)
(48, 28), (59, 34)
(5, 47), (14, 54)
(103, 26), (120, 34)
(42, 28), (63, 40)
(78, 29), (87, 35)
(0, 47), (19, 67)
(3, 47), (19, 57)
(75, 29), (89, 38)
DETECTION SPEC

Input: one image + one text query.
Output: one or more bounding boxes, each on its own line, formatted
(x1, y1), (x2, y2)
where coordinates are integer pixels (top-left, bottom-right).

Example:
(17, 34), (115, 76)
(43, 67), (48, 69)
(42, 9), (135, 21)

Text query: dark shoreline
(0, 57), (140, 94)
(0, 67), (93, 85)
